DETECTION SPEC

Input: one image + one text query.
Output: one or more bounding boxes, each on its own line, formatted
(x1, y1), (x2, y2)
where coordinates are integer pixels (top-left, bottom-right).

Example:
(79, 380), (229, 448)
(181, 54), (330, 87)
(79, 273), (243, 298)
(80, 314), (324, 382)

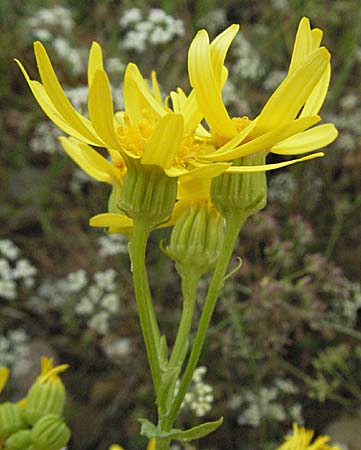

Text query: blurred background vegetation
(1, 0), (361, 449)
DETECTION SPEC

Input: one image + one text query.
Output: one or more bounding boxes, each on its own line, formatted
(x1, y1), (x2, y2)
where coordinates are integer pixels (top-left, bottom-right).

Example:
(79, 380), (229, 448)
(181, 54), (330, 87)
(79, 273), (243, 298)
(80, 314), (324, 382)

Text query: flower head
(15, 42), (229, 179)
(276, 423), (341, 450)
(188, 17), (338, 172)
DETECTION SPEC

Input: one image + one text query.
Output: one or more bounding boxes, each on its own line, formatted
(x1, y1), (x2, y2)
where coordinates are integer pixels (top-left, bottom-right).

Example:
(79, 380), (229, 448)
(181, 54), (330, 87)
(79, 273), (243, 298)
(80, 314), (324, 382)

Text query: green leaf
(139, 419), (159, 439)
(170, 417), (223, 442)
(139, 417), (223, 443)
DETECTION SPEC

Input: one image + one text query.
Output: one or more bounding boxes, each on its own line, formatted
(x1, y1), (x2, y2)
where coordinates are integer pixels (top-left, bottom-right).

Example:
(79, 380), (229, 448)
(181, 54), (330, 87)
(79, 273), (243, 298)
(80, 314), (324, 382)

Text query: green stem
(129, 219), (162, 392)
(169, 269), (201, 369)
(164, 210), (247, 429)
(155, 438), (170, 450)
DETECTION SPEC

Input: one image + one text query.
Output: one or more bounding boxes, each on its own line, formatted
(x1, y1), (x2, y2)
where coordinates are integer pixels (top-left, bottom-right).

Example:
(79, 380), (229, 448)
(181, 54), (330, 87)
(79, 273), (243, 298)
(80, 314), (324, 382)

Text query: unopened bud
(211, 152), (267, 220)
(25, 358), (68, 425)
(4, 429), (31, 450)
(165, 203), (224, 276)
(30, 414), (70, 450)
(120, 158), (177, 229)
(0, 403), (27, 440)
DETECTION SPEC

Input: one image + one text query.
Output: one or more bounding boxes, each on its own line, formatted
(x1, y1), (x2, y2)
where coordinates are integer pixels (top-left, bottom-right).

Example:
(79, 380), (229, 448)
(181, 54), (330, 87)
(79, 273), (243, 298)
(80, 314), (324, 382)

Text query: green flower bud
(25, 358), (68, 425)
(211, 152), (267, 220)
(120, 158), (177, 229)
(30, 414), (70, 450)
(165, 203), (224, 276)
(4, 429), (31, 450)
(0, 402), (27, 440)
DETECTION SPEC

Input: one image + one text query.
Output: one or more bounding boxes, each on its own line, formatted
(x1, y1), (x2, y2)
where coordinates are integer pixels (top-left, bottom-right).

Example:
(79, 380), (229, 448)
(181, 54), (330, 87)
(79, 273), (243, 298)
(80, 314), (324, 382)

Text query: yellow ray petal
(253, 47), (330, 136)
(59, 137), (116, 183)
(0, 367), (10, 394)
(88, 70), (120, 149)
(88, 42), (104, 85)
(209, 24), (239, 87)
(184, 162), (231, 179)
(90, 213), (134, 232)
(33, 41), (103, 144)
(15, 60), (104, 146)
(226, 152), (324, 173)
(211, 120), (256, 155)
(188, 30), (236, 138)
(141, 113), (184, 169)
(124, 63), (166, 125)
(311, 28), (323, 51)
(203, 116), (320, 161)
(301, 63), (330, 116)
(288, 17), (312, 74)
(271, 123), (338, 155)
(151, 71), (162, 103)
(179, 90), (203, 132)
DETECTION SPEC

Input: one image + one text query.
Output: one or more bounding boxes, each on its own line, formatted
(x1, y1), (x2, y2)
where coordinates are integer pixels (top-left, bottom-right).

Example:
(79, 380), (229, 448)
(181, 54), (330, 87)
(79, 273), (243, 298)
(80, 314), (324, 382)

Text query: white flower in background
(119, 8), (142, 28)
(178, 366), (214, 418)
(75, 296), (95, 315)
(0, 278), (17, 300)
(0, 329), (31, 376)
(0, 240), (20, 261)
(0, 240), (37, 300)
(89, 311), (109, 334)
(232, 32), (265, 81)
(52, 38), (84, 75)
(0, 258), (13, 280)
(64, 86), (88, 112)
(120, 7), (184, 52)
(106, 57), (125, 74)
(98, 234), (128, 258)
(123, 29), (148, 52)
(64, 269), (88, 293)
(100, 293), (119, 314)
(271, 0), (290, 11)
(12, 259), (37, 280)
(102, 337), (131, 360)
(236, 381), (301, 428)
(29, 122), (63, 155)
(148, 8), (168, 23)
(94, 269), (117, 291)
(33, 28), (53, 41)
(28, 5), (74, 33)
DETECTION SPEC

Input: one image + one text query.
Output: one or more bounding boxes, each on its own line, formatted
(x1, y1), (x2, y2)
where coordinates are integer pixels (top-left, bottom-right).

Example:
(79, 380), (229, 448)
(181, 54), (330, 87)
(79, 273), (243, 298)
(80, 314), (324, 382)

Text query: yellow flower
(16, 42), (229, 179)
(188, 17), (338, 172)
(276, 423), (341, 450)
(0, 367), (10, 395)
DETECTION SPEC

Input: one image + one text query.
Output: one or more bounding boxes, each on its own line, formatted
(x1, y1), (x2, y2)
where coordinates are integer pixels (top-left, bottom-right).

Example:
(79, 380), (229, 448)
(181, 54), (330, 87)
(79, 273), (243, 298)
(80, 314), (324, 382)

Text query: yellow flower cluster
(17, 17), (337, 233)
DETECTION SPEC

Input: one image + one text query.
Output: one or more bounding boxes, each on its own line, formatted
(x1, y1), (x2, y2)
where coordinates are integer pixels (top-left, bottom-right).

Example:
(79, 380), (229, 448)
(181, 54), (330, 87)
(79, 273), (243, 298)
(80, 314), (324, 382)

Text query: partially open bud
(164, 203), (224, 277)
(4, 429), (31, 450)
(211, 152), (267, 220)
(120, 158), (177, 229)
(30, 414), (70, 450)
(0, 403), (27, 440)
(24, 358), (68, 426)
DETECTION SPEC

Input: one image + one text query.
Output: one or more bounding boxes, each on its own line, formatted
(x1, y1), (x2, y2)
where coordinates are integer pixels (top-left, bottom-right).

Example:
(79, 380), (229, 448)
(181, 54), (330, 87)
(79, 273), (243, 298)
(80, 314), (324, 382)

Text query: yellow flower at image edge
(108, 437), (155, 450)
(0, 367), (10, 395)
(277, 423), (341, 450)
